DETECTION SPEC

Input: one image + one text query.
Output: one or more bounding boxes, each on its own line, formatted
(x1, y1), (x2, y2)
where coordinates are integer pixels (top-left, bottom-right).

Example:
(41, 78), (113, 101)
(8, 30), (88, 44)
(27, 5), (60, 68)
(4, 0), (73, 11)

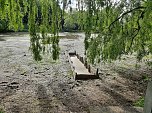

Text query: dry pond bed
(0, 32), (152, 113)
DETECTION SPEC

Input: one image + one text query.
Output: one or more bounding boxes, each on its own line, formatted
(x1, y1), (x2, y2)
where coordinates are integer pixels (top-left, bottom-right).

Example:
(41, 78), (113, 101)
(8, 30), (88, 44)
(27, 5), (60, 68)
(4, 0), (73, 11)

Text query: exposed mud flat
(0, 32), (151, 113)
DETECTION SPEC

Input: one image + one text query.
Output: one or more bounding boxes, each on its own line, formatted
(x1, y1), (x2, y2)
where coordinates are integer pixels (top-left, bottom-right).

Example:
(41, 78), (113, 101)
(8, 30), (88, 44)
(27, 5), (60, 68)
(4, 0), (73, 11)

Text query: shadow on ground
(36, 84), (53, 113)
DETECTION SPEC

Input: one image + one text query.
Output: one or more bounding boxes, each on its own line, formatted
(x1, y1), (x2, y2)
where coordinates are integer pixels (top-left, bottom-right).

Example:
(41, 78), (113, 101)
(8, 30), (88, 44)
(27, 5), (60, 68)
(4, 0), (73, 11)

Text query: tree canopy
(0, 0), (152, 63)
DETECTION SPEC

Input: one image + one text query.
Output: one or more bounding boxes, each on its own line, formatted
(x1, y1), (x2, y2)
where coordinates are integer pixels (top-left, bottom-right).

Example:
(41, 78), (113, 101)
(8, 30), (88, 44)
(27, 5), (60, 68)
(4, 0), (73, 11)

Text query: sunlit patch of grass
(134, 97), (144, 107)
(142, 74), (150, 81)
(143, 55), (152, 68)
(67, 70), (73, 77)
(135, 63), (141, 69)
(143, 54), (152, 60)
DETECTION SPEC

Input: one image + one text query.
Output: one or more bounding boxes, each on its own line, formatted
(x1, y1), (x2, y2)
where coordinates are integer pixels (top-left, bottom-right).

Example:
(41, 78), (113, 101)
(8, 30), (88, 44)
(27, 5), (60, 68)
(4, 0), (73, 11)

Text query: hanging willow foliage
(82, 0), (152, 63)
(0, 0), (25, 31)
(0, 0), (61, 61)
(0, 0), (152, 63)
(28, 0), (61, 61)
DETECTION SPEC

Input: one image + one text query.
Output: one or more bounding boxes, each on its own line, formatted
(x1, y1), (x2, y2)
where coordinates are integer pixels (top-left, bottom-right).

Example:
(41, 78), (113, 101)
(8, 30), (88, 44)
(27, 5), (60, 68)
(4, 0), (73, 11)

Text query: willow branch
(127, 10), (146, 53)
(109, 6), (146, 31)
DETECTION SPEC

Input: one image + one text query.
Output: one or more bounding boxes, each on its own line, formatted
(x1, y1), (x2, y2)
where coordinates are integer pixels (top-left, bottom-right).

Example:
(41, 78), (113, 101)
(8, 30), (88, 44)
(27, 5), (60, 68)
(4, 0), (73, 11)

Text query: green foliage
(0, 19), (8, 32)
(0, 0), (62, 61)
(83, 0), (152, 63)
(64, 12), (80, 31)
(1, 0), (152, 63)
(27, 0), (61, 61)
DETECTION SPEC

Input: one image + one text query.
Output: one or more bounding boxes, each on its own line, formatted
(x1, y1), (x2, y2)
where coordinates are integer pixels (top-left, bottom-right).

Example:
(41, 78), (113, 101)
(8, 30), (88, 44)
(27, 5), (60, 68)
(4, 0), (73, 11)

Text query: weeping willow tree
(28, 0), (61, 61)
(0, 0), (152, 63)
(0, 0), (61, 61)
(83, 0), (152, 64)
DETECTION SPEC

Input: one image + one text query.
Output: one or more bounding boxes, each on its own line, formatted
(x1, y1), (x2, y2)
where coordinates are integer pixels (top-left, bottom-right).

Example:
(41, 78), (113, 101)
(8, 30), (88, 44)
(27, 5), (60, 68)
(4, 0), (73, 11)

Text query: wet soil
(0, 32), (152, 113)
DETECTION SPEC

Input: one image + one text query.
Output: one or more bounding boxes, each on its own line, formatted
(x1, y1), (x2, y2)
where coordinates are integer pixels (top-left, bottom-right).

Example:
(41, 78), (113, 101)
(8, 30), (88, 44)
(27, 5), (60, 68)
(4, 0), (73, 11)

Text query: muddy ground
(0, 32), (152, 113)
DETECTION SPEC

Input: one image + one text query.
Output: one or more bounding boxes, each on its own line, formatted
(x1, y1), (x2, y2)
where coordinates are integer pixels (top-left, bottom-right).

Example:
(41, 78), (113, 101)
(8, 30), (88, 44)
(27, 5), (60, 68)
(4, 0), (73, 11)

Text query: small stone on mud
(4, 70), (9, 73)
(82, 93), (87, 96)
(77, 80), (83, 83)
(96, 84), (100, 86)
(78, 89), (81, 92)
(0, 82), (8, 84)
(62, 88), (66, 91)
(10, 82), (19, 85)
(70, 85), (75, 89)
(7, 82), (19, 89)
(21, 72), (26, 75)
(45, 67), (49, 70)
(8, 85), (19, 89)
(75, 83), (80, 86)
(34, 67), (37, 69)
(0, 82), (8, 86)
(68, 81), (73, 84)
(113, 77), (116, 80)
(106, 73), (111, 76)
(55, 105), (58, 108)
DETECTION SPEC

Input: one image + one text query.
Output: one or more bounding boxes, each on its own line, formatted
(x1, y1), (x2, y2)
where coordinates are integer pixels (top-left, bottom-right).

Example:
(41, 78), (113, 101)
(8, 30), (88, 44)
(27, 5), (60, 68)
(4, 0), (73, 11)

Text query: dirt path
(0, 32), (151, 113)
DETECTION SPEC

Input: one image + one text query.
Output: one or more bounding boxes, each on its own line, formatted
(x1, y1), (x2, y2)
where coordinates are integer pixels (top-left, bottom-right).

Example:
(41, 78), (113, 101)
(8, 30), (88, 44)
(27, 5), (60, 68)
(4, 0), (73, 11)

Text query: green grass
(67, 70), (73, 77)
(142, 74), (150, 81)
(134, 97), (144, 107)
